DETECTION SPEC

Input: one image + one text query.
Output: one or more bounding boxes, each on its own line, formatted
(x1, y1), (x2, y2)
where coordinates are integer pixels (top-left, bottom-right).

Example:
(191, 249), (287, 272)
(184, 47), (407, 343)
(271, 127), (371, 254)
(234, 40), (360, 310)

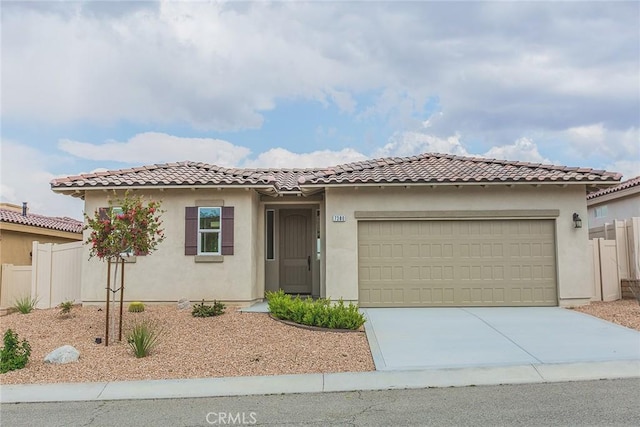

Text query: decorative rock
(177, 298), (191, 310)
(44, 345), (80, 364)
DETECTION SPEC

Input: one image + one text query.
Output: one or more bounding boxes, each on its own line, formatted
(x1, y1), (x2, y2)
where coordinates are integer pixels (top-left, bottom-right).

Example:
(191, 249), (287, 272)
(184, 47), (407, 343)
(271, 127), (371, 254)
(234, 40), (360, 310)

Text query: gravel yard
(1, 300), (638, 385)
(572, 299), (640, 331)
(0, 305), (374, 385)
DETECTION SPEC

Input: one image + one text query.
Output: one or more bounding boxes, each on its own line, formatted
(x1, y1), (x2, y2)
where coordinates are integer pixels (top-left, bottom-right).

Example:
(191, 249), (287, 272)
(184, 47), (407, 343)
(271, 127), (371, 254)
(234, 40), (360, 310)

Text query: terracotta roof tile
(51, 153), (622, 194)
(300, 153), (622, 186)
(587, 175), (640, 199)
(0, 208), (83, 234)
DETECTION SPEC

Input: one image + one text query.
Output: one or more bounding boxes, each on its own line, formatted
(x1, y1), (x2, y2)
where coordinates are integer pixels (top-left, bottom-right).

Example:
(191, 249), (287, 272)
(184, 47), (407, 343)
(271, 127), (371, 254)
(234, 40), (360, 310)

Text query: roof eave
(300, 180), (622, 189)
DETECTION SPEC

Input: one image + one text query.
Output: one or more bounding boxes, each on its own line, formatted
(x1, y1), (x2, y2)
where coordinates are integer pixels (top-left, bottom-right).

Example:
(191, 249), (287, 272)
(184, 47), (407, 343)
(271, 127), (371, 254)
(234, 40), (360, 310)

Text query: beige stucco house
(51, 153), (620, 308)
(587, 175), (640, 233)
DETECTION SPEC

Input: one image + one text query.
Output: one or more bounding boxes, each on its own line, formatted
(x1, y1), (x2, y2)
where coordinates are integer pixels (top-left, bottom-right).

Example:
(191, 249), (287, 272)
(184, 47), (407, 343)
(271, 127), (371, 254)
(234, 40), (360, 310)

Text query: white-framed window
(594, 205), (608, 219)
(198, 207), (221, 255)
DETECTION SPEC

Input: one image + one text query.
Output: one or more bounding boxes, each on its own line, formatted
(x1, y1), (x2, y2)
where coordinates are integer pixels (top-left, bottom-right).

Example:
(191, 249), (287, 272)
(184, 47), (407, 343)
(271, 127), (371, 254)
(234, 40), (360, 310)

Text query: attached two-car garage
(358, 219), (558, 307)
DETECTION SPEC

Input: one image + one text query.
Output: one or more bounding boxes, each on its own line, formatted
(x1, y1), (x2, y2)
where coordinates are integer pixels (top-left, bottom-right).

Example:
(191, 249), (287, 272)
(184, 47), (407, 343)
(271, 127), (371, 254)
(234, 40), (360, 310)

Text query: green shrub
(58, 300), (74, 316)
(192, 300), (226, 318)
(0, 329), (31, 373)
(266, 290), (365, 330)
(13, 295), (39, 314)
(128, 302), (145, 313)
(126, 320), (160, 358)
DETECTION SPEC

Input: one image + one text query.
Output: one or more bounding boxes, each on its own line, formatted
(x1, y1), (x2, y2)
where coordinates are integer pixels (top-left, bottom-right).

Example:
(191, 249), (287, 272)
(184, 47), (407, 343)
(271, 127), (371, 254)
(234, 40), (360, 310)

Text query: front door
(279, 209), (312, 294)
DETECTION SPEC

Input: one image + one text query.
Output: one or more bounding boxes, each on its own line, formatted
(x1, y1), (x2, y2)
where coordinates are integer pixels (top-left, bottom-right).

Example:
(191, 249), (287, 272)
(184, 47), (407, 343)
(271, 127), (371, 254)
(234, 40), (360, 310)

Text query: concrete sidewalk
(2, 360), (639, 403)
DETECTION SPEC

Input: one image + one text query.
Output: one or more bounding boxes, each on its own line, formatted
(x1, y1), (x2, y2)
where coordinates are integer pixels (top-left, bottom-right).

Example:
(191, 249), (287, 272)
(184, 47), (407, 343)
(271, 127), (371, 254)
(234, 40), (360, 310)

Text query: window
(198, 207), (221, 255)
(185, 206), (234, 256)
(594, 205), (608, 219)
(266, 209), (275, 260)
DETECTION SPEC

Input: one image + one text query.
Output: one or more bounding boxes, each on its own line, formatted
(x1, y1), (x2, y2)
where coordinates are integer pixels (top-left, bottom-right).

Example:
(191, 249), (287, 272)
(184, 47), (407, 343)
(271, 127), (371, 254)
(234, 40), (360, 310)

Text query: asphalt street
(1, 378), (639, 426)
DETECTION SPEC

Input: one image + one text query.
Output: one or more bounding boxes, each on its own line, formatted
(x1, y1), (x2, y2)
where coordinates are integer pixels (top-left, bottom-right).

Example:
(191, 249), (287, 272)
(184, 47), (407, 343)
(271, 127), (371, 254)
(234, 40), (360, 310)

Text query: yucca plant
(126, 319), (160, 358)
(13, 295), (39, 314)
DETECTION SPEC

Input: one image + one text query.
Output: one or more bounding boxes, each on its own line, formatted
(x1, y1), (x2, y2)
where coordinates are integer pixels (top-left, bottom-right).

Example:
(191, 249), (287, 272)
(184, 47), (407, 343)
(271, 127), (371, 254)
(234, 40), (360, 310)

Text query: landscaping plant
(128, 302), (145, 313)
(13, 295), (39, 314)
(0, 329), (31, 373)
(58, 300), (75, 317)
(84, 191), (165, 345)
(192, 300), (226, 317)
(266, 290), (366, 330)
(126, 319), (160, 358)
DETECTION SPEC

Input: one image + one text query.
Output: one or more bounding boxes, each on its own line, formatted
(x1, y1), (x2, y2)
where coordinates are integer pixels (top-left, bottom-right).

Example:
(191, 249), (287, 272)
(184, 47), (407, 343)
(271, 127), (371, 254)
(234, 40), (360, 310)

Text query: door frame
(264, 203), (322, 297)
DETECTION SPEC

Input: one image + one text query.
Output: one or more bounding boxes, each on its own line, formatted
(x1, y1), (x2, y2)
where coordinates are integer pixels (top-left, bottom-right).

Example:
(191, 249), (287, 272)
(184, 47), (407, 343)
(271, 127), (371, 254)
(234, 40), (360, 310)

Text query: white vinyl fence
(0, 241), (83, 309)
(589, 217), (640, 301)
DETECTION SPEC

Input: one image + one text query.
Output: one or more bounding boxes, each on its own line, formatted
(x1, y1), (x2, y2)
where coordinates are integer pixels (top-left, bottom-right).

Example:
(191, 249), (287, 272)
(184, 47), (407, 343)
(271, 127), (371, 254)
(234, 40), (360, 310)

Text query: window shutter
(185, 207), (198, 255)
(221, 206), (234, 255)
(98, 207), (110, 221)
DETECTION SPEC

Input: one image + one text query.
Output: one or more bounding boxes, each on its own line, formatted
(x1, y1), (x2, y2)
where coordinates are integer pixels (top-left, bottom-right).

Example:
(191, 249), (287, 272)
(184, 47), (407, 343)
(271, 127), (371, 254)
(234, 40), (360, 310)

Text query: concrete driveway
(362, 307), (640, 370)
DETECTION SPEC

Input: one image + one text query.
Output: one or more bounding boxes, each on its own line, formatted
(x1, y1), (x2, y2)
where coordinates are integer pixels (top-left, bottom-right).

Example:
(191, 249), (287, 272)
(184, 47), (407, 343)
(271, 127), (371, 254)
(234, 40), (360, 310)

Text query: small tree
(85, 191), (165, 345)
(85, 192), (165, 259)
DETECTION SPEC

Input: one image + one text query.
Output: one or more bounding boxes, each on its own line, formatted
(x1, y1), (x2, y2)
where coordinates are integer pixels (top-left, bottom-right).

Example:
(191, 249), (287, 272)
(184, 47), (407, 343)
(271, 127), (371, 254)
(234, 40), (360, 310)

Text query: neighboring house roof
(586, 175), (640, 200)
(0, 207), (83, 234)
(50, 153), (622, 196)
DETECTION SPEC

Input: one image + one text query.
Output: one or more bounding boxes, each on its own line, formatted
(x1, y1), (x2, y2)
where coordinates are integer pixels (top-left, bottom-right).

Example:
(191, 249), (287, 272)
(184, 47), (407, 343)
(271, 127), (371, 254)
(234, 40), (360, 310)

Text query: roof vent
(22, 202), (28, 216)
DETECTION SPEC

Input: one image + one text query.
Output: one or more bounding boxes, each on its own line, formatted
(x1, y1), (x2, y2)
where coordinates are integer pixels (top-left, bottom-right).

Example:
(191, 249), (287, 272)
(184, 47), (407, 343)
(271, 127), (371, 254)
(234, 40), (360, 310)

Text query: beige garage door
(358, 220), (557, 307)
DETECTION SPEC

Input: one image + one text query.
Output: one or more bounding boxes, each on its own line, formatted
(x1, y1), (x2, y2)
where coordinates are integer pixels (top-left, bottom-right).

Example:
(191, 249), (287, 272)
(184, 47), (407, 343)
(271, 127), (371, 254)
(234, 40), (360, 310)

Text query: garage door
(358, 220), (557, 307)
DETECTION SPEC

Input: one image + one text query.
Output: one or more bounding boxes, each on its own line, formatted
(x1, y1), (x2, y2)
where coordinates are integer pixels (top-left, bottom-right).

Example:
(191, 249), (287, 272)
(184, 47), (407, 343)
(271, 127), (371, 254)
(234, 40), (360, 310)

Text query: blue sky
(1, 0), (639, 219)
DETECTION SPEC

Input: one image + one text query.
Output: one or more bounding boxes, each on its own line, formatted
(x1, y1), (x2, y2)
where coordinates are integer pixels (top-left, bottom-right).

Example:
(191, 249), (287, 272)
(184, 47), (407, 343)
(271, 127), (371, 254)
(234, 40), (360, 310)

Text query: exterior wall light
(572, 213), (582, 229)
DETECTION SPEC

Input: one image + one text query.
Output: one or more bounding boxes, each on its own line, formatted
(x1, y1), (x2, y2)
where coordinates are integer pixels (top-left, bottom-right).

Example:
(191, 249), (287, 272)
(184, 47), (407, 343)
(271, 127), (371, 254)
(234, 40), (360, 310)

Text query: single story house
(0, 203), (83, 308)
(51, 153), (620, 308)
(587, 175), (640, 238)
(0, 202), (83, 274)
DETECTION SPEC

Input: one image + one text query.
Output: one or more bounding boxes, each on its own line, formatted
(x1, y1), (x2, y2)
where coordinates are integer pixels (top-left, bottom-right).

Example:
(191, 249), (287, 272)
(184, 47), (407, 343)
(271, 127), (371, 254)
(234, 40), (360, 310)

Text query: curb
(1, 360), (638, 404)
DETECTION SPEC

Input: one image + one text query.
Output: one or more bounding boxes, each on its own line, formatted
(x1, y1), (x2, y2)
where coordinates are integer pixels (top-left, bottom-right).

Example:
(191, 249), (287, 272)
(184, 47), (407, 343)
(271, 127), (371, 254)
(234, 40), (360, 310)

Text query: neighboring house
(51, 153), (620, 308)
(587, 175), (640, 236)
(0, 203), (83, 283)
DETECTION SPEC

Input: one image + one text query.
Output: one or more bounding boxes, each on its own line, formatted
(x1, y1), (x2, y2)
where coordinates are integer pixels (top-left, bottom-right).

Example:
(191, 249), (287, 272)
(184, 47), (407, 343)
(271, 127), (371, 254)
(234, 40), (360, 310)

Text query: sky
(1, 0), (639, 220)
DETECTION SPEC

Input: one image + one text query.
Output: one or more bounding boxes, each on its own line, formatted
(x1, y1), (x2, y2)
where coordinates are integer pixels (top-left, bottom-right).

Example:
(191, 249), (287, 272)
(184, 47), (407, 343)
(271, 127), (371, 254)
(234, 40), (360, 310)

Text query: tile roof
(587, 175), (640, 200)
(51, 153), (621, 194)
(50, 162), (315, 192)
(0, 208), (83, 234)
(299, 153), (621, 185)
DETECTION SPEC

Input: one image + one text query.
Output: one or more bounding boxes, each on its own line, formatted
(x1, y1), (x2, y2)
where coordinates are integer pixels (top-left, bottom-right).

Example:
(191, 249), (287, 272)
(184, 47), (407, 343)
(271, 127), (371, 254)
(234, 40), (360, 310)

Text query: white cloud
(0, 140), (84, 219)
(565, 124), (639, 162)
(58, 132), (251, 167)
(3, 1), (636, 139)
(243, 148), (368, 169)
(375, 132), (469, 158)
(58, 133), (369, 169)
(484, 138), (551, 164)
(604, 160), (640, 181)
(374, 132), (553, 165)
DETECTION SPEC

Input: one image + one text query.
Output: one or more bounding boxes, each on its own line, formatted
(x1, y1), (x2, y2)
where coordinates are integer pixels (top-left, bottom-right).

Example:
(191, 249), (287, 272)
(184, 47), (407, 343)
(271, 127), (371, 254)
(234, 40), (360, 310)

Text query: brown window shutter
(221, 206), (234, 255)
(185, 207), (198, 255)
(98, 207), (110, 221)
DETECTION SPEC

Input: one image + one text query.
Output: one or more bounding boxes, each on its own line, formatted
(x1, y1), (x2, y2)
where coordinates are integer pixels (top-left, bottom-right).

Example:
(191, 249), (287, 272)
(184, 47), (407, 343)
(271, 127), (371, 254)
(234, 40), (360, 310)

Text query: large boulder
(177, 298), (191, 310)
(44, 345), (80, 364)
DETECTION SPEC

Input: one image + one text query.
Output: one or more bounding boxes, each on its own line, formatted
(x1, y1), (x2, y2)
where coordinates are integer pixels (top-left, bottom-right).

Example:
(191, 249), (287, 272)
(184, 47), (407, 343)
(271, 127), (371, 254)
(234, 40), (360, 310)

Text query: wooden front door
(279, 209), (312, 294)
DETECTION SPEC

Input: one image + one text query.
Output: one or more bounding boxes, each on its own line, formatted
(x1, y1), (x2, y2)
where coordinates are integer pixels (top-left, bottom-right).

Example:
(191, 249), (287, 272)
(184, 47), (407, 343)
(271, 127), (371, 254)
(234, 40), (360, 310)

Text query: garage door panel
(358, 219), (557, 307)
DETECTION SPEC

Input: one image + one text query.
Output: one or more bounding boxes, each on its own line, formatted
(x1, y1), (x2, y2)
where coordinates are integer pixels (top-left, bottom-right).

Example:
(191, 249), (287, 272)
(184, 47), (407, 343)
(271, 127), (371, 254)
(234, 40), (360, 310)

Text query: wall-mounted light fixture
(572, 213), (582, 229)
